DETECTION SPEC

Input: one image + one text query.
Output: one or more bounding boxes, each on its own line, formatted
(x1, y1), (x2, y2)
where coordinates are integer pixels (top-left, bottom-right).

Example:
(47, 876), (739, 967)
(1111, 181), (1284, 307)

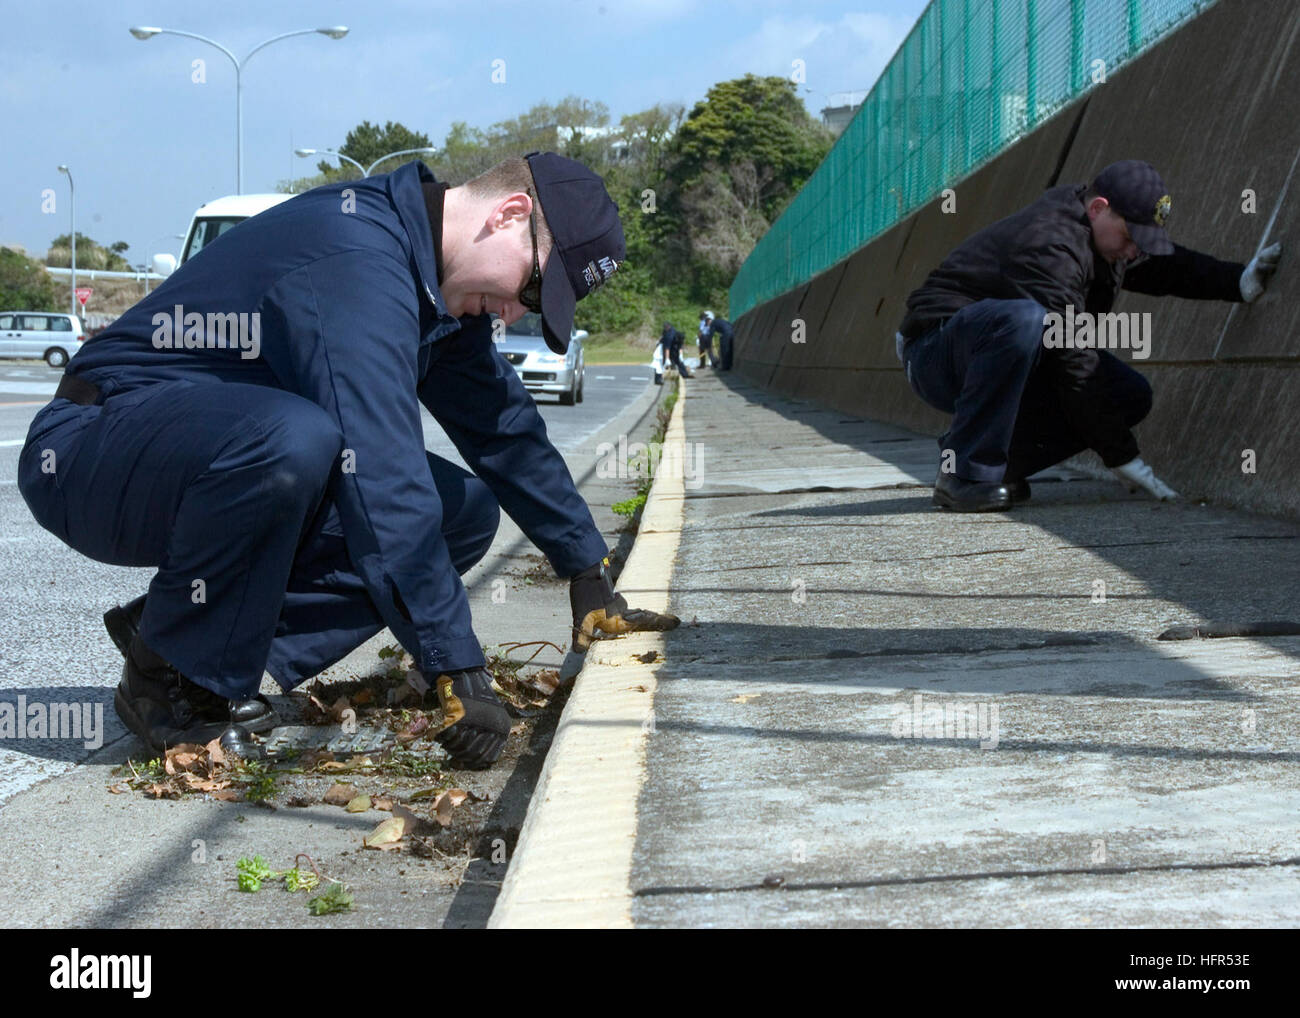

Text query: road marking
(0, 382), (58, 395)
(0, 440), (23, 447)
(595, 375), (617, 380)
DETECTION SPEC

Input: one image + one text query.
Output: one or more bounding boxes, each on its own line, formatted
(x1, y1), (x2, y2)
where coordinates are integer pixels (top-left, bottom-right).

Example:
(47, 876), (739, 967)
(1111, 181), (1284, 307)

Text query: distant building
(819, 90), (869, 136)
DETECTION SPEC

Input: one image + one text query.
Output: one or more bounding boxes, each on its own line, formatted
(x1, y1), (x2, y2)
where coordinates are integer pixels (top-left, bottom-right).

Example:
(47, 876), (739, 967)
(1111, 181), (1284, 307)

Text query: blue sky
(2, 0), (928, 261)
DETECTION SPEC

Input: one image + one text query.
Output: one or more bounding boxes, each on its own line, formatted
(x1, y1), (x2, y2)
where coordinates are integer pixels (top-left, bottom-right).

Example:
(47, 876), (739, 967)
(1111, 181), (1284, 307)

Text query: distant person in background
(897, 159), (1282, 512)
(696, 310), (719, 369)
(705, 311), (734, 370)
(659, 321), (694, 378)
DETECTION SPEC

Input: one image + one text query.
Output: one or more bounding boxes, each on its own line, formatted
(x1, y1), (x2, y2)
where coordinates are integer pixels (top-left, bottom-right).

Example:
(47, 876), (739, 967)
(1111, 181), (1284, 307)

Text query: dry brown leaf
(204, 737), (227, 768)
(363, 810), (414, 848)
(323, 783), (359, 806)
(211, 789), (240, 802)
(106, 783), (127, 794)
(329, 695), (352, 722)
(373, 797), (394, 811)
(352, 688), (374, 706)
(345, 794), (372, 813)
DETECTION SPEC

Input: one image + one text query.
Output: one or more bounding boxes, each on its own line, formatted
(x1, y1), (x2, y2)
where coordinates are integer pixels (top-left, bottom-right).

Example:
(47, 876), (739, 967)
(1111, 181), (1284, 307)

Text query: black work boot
(114, 635), (263, 759)
(104, 596), (279, 732)
(932, 471), (1012, 512)
(1003, 478), (1032, 504)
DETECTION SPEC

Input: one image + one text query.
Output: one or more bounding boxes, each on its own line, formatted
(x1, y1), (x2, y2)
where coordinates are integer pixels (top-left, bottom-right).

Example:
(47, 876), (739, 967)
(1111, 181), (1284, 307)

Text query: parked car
(0, 311), (85, 367)
(493, 312), (587, 405)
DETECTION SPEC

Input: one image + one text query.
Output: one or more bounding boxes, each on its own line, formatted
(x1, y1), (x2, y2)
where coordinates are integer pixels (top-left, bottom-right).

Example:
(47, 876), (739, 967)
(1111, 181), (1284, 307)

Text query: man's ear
(490, 191), (532, 233)
(1086, 195), (1110, 221)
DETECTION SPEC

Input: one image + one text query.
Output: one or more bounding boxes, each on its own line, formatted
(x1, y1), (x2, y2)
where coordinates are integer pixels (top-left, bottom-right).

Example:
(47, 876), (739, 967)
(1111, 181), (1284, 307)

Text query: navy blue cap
(1092, 160), (1174, 255)
(524, 151), (626, 353)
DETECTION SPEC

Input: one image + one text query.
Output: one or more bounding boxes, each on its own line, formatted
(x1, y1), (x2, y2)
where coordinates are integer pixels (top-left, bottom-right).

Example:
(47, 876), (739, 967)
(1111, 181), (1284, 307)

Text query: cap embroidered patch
(1153, 194), (1171, 227)
(582, 255), (622, 291)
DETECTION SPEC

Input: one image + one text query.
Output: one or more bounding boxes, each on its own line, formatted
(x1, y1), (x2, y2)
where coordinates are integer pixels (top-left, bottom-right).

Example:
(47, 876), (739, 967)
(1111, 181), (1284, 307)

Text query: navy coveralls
(707, 317), (734, 370)
(18, 162), (609, 700)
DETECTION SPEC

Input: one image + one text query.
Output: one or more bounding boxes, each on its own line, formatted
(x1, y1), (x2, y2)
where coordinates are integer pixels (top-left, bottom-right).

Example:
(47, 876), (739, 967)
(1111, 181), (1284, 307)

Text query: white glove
(1240, 241), (1283, 302)
(1112, 457), (1178, 501)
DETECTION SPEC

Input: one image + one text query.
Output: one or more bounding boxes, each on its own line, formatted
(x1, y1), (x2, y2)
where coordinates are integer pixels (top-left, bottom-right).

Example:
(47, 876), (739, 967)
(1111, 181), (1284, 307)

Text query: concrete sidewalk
(495, 370), (1300, 927)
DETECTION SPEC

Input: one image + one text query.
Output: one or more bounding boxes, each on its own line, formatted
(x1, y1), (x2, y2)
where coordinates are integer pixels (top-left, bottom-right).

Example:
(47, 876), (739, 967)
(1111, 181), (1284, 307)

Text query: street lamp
(294, 148), (365, 177)
(129, 25), (349, 194)
(295, 146), (437, 177)
(56, 165), (75, 316)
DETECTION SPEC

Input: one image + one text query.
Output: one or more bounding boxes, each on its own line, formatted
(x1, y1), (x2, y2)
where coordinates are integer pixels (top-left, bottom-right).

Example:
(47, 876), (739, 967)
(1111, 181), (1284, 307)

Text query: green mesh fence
(729, 0), (1219, 319)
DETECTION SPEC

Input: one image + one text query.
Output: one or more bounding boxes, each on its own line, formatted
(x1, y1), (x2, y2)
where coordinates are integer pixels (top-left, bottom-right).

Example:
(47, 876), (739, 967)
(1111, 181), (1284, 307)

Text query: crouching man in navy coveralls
(18, 153), (677, 768)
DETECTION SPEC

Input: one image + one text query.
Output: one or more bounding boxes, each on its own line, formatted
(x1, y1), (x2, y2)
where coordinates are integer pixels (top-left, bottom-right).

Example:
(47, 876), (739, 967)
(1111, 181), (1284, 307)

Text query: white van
(0, 311), (85, 366)
(153, 193), (295, 277)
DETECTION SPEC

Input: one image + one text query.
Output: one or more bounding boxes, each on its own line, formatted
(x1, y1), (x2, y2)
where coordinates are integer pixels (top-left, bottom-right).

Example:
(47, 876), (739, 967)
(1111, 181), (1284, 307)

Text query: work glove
(1240, 241), (1283, 302)
(432, 667), (510, 770)
(1111, 457), (1178, 501)
(570, 556), (680, 653)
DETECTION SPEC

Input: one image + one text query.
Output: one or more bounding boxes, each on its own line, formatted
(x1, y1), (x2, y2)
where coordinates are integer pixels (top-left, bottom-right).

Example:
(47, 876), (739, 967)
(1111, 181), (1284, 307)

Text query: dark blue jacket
(707, 317), (733, 341)
(58, 161), (608, 674)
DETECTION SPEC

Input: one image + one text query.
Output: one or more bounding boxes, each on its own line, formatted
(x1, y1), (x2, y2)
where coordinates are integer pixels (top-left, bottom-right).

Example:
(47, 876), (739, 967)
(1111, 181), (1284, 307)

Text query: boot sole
(932, 492), (1012, 512)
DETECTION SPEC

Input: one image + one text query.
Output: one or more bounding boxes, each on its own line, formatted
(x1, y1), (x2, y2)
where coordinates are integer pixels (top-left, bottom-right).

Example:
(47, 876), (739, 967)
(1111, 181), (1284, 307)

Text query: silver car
(493, 312), (586, 405)
(0, 311), (84, 367)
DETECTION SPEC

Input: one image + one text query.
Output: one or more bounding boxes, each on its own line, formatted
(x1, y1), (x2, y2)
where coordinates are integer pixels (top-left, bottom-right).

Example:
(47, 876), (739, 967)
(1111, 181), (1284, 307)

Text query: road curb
(488, 382), (686, 928)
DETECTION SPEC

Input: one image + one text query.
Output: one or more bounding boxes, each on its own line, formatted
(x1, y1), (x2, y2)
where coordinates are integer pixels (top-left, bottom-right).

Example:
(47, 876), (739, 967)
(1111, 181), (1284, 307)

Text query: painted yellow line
(489, 383), (687, 928)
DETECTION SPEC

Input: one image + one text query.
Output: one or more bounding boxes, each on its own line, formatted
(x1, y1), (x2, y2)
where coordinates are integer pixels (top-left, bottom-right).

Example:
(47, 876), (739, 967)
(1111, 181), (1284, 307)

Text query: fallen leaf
(352, 688), (374, 706)
(363, 809), (415, 848)
(212, 789), (240, 802)
(345, 794), (372, 813)
(323, 783), (359, 806)
(407, 787), (441, 801)
(730, 694), (761, 703)
(298, 748), (334, 771)
(373, 797), (394, 811)
(285, 796), (313, 808)
(106, 783), (127, 794)
(433, 788), (469, 827)
(204, 737), (227, 768)
(635, 651), (659, 664)
(329, 696), (352, 722)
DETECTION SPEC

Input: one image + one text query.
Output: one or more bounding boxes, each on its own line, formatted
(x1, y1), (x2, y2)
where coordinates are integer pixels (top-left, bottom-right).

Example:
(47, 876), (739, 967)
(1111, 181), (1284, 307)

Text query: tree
(0, 247), (60, 310)
(324, 119), (433, 177)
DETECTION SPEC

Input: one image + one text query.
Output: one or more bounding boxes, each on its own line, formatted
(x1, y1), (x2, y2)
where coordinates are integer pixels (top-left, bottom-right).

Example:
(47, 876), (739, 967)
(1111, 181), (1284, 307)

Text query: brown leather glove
(569, 555), (680, 652)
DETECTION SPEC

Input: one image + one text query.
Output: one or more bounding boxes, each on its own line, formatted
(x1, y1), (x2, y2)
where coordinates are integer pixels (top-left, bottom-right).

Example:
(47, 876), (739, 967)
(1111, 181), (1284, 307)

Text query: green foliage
(307, 881), (354, 915)
(271, 77), (832, 337)
(236, 855), (276, 892)
(0, 247), (60, 310)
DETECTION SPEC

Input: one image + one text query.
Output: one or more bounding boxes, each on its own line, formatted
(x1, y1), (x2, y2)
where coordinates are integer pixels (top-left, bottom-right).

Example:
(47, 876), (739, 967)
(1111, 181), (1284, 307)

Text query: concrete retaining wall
(733, 0), (1300, 518)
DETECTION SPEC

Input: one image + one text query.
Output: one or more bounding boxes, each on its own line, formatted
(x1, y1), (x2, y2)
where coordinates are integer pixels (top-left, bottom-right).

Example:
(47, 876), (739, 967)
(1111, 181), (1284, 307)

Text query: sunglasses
(520, 190), (543, 314)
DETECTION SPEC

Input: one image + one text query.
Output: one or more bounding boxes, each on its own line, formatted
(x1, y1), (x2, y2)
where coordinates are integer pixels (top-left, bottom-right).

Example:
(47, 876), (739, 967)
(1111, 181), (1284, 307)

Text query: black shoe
(932, 472), (1012, 512)
(1004, 478), (1031, 504)
(114, 635), (262, 758)
(105, 596), (279, 732)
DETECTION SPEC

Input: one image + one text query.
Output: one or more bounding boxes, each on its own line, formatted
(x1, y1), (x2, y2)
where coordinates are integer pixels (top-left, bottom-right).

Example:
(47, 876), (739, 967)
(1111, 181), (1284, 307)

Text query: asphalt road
(0, 358), (655, 806)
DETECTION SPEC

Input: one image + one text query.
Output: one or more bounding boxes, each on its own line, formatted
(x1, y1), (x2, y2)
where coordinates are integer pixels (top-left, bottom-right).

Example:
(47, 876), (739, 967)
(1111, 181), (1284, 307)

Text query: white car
(153, 193), (295, 277)
(494, 312), (587, 405)
(0, 311), (85, 367)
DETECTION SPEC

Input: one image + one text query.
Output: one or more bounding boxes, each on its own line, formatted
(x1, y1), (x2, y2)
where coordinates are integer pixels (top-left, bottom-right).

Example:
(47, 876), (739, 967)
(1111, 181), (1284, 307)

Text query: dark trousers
(718, 332), (733, 370)
(19, 381), (499, 700)
(698, 337), (719, 368)
(902, 298), (1152, 482)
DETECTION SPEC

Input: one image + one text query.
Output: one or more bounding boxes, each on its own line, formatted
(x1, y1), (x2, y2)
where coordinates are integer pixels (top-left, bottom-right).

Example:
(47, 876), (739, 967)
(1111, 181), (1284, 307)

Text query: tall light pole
(56, 165), (75, 316)
(129, 25), (348, 194)
(295, 146), (437, 177)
